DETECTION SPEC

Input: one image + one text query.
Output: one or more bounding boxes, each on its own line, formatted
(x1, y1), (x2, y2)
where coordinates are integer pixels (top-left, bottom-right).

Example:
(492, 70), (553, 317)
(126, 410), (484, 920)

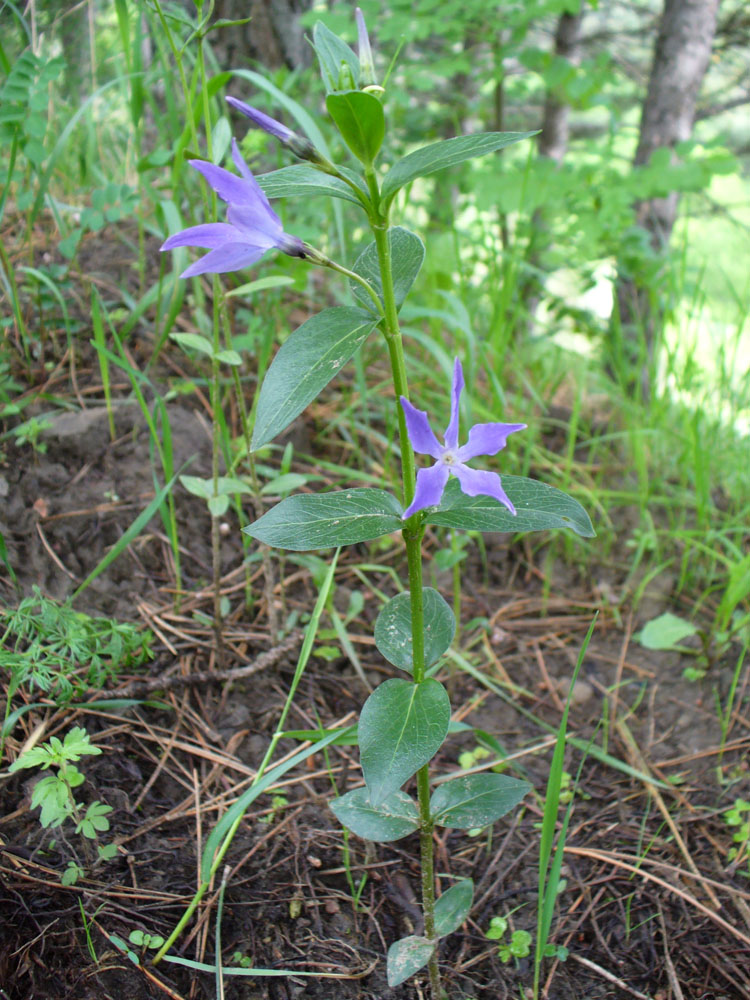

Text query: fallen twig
(111, 630), (303, 698)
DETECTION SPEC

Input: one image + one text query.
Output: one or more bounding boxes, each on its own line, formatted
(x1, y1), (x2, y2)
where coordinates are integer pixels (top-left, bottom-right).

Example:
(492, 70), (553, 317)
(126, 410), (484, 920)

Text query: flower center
(441, 449), (457, 467)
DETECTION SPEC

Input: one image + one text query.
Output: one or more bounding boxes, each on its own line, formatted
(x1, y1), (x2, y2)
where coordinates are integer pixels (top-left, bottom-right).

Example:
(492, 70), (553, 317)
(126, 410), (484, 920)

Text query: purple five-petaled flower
(400, 359), (526, 520)
(160, 138), (305, 278)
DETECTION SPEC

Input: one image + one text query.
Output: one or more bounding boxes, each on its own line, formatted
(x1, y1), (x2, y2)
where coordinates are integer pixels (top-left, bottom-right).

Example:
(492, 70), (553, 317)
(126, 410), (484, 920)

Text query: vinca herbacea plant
(158, 10), (594, 995)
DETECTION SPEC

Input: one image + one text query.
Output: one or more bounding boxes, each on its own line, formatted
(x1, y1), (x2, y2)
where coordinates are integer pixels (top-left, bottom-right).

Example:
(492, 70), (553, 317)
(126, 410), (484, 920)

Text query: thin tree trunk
(520, 10), (584, 331)
(612, 0), (720, 395)
(539, 11), (584, 163)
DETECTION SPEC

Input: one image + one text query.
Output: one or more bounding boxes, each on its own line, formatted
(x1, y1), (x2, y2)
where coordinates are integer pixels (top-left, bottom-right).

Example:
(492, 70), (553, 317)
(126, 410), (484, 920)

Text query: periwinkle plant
(160, 10), (594, 995)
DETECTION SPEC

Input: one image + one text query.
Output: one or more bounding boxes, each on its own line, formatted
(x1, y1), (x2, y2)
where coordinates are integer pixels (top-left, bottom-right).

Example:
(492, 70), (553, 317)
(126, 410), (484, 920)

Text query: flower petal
(455, 422), (527, 462)
(400, 398), (443, 460)
(444, 358), (463, 450)
(179, 242), (269, 278)
(452, 465), (516, 515)
(227, 183), (305, 257)
(227, 203), (282, 244)
(161, 222), (238, 251)
(226, 97), (295, 142)
(230, 138), (279, 218)
(402, 463), (450, 519)
(188, 158), (258, 207)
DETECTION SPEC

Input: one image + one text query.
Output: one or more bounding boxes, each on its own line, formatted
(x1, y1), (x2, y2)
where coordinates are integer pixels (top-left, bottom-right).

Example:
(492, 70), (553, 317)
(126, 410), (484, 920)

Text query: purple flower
(160, 138), (305, 278)
(400, 359), (525, 520)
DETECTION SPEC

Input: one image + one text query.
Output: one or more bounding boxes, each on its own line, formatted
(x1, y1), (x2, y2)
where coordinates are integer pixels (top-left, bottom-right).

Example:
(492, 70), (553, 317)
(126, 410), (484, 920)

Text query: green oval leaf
(326, 91), (385, 166)
(380, 131), (538, 203)
(430, 774), (531, 829)
(252, 307), (377, 450)
(170, 332), (214, 357)
(179, 475), (212, 500)
(226, 275), (294, 298)
(351, 227), (425, 315)
(637, 612), (698, 650)
(259, 472), (308, 496)
(214, 349), (242, 366)
(434, 878), (474, 938)
(374, 588), (455, 674)
(243, 488), (402, 550)
(330, 787), (419, 842)
(181, 475), (253, 501)
(360, 678), (450, 806)
(426, 476), (595, 537)
(387, 935), (434, 987)
(257, 164), (364, 206)
(208, 495), (229, 517)
(211, 115), (231, 165)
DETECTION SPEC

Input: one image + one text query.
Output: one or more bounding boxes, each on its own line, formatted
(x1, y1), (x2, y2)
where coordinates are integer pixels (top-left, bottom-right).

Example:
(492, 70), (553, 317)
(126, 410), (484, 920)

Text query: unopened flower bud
(226, 97), (294, 143)
(355, 9), (378, 89)
(227, 96), (330, 168)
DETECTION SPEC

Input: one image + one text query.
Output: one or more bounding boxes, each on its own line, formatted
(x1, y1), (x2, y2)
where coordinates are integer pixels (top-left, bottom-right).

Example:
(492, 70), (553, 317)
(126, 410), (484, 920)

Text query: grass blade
(533, 614), (597, 997)
(72, 473), (178, 599)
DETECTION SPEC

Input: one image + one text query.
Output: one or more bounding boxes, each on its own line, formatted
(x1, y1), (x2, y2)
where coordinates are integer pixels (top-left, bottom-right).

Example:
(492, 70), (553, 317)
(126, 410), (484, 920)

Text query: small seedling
(63, 860), (85, 886)
(258, 793), (289, 824)
(637, 604), (750, 681)
(8, 726), (114, 882)
(8, 414), (54, 453)
(559, 771), (574, 805)
(128, 929), (165, 951)
(458, 745), (491, 770)
(542, 942), (569, 961)
(558, 770), (590, 804)
(485, 914), (532, 963)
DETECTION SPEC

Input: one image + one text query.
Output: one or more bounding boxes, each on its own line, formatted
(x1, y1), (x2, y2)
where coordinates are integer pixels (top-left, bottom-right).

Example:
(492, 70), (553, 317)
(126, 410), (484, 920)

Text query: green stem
(367, 167), (441, 999)
(452, 531), (462, 633)
(152, 815), (238, 965)
(405, 529), (426, 685)
(305, 246), (383, 316)
(417, 764), (441, 995)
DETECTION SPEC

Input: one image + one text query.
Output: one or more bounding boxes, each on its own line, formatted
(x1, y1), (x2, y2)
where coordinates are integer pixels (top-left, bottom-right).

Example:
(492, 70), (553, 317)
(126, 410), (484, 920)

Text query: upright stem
(367, 168), (442, 999)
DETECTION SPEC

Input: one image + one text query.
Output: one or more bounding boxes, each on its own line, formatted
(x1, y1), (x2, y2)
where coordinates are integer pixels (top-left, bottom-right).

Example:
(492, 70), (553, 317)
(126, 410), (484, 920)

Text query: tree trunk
(210, 0), (314, 72)
(519, 9), (584, 330)
(538, 11), (584, 163)
(611, 0), (720, 395)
